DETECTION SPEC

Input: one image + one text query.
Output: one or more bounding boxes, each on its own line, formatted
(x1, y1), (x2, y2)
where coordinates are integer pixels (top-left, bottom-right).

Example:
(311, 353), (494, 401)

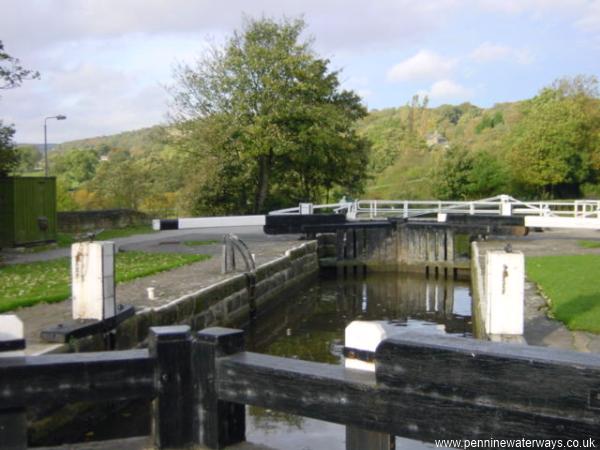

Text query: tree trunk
(254, 152), (272, 213)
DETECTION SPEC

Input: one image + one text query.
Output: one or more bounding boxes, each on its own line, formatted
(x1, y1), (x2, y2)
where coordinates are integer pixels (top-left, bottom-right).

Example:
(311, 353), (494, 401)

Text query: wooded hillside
(33, 75), (600, 216)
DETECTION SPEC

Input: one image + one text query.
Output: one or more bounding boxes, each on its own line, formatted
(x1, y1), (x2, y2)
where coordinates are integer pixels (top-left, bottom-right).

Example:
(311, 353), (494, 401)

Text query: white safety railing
(269, 195), (600, 221)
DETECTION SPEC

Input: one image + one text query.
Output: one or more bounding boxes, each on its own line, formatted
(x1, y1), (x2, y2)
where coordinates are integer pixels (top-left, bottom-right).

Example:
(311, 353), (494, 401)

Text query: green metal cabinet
(0, 177), (57, 247)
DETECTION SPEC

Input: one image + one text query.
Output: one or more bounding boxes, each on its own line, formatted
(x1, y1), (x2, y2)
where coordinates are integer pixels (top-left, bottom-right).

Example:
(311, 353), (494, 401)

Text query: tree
(0, 40), (39, 90)
(1, 40), (40, 176)
(170, 17), (370, 214)
(50, 148), (99, 189)
(0, 120), (18, 176)
(507, 76), (600, 197)
(434, 146), (508, 200)
(15, 144), (41, 172)
(89, 152), (149, 210)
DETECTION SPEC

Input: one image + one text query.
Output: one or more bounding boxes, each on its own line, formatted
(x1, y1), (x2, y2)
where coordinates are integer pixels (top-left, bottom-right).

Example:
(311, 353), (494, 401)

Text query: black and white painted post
(0, 315), (26, 450)
(344, 320), (396, 450)
(152, 215), (266, 231)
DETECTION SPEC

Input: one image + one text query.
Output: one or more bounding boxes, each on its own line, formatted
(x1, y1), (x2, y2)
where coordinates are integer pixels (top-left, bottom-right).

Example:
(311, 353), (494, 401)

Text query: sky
(1, 0), (599, 143)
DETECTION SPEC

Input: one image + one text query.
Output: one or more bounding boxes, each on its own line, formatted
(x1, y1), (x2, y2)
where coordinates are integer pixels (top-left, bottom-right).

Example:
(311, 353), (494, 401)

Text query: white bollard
(345, 320), (445, 371)
(345, 321), (392, 372)
(344, 320), (398, 450)
(0, 315), (25, 357)
(71, 241), (116, 321)
(147, 287), (156, 301)
(485, 250), (524, 335)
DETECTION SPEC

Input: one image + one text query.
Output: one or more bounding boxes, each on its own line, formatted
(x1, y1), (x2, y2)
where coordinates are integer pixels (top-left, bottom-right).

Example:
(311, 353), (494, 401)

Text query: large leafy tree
(434, 146), (508, 200)
(508, 76), (600, 197)
(50, 148), (99, 189)
(0, 122), (18, 176)
(170, 17), (370, 214)
(0, 40), (40, 176)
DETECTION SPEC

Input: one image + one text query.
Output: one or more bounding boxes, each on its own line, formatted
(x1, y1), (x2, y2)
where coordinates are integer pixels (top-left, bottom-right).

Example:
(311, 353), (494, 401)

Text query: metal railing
(270, 195), (600, 221)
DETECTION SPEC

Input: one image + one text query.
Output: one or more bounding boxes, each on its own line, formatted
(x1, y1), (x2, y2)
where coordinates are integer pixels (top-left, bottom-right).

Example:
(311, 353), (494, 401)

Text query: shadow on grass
(553, 293), (600, 333)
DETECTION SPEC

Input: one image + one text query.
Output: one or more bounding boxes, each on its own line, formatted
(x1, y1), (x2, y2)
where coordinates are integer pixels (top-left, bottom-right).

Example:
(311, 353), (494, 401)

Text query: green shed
(0, 177), (57, 248)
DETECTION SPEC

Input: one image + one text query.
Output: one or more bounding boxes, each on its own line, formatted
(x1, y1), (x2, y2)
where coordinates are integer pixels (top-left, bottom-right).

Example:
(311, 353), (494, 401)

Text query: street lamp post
(44, 115), (66, 176)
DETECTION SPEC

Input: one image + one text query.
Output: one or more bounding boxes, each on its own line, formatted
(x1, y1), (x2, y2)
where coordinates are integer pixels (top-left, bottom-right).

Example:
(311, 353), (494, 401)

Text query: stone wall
(58, 209), (150, 233)
(70, 241), (319, 352)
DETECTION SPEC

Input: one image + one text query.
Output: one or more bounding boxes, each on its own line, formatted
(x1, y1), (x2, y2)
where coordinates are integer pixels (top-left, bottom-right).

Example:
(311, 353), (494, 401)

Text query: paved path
(0, 226), (298, 264)
(480, 228), (600, 353)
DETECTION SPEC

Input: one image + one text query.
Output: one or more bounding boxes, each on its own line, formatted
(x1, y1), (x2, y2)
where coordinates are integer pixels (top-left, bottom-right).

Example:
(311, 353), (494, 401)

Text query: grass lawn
(578, 240), (600, 249)
(0, 251), (209, 313)
(526, 254), (600, 333)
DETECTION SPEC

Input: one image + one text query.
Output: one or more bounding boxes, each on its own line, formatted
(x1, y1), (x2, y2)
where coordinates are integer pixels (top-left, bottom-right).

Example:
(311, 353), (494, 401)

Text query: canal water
(30, 271), (470, 448)
(242, 271), (472, 450)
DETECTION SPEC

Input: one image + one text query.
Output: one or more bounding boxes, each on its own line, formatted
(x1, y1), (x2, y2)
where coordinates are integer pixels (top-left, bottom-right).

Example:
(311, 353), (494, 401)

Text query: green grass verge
(526, 255), (600, 333)
(183, 240), (219, 247)
(577, 240), (600, 249)
(0, 251), (210, 313)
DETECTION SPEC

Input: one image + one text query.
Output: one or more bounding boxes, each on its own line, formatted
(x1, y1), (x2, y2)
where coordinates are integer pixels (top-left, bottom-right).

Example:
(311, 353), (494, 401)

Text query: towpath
(3, 226), (302, 355)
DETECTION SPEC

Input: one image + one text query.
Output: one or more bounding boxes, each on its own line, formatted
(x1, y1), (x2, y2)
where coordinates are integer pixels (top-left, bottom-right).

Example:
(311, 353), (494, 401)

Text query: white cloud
(0, 62), (167, 142)
(476, 0), (585, 15)
(470, 42), (533, 64)
(0, 0), (459, 56)
(387, 50), (457, 82)
(426, 79), (473, 102)
(470, 42), (510, 61)
(576, 1), (600, 33)
(475, 0), (600, 38)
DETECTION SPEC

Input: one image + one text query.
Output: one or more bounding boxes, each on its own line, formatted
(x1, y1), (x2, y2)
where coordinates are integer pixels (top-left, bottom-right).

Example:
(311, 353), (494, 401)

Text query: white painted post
(500, 195), (512, 216)
(0, 315), (24, 357)
(485, 250), (524, 335)
(299, 203), (313, 215)
(345, 321), (390, 372)
(71, 241), (116, 321)
(344, 320), (395, 449)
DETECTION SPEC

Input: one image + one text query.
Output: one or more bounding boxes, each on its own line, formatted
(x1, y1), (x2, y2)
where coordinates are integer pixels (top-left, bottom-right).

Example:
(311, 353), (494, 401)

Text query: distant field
(526, 255), (600, 334)
(0, 251), (209, 312)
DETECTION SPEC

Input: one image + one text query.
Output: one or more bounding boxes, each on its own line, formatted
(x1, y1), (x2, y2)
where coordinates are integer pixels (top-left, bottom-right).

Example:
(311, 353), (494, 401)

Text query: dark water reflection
(243, 271), (471, 450)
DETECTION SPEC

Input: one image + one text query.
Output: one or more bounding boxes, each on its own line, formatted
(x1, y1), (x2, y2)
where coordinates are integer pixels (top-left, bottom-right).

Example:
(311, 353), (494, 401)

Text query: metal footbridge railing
(269, 195), (600, 229)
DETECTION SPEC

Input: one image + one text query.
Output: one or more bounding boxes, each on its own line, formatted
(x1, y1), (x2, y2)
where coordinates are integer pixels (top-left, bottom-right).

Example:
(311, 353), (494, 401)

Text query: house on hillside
(426, 131), (449, 149)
